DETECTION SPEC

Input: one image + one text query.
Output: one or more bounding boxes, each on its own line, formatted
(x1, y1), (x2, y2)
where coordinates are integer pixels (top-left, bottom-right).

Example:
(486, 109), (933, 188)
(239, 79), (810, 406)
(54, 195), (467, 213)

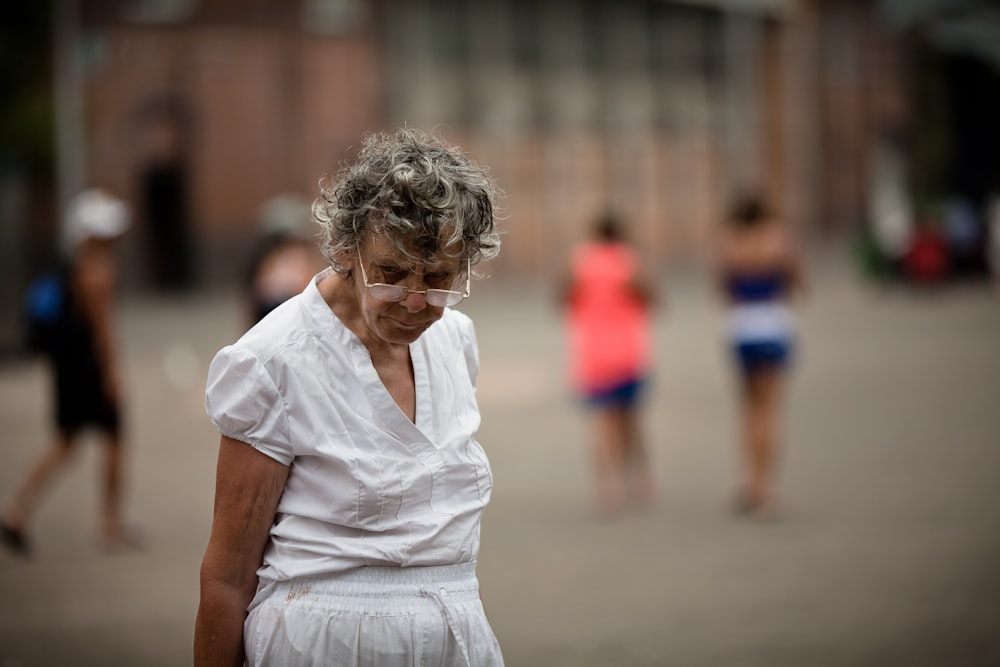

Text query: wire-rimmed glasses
(356, 247), (470, 307)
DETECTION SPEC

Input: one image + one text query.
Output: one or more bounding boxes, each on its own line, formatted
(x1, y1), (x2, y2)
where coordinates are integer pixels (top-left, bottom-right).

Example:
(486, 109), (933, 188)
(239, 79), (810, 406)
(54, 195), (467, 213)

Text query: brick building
(53, 0), (909, 285)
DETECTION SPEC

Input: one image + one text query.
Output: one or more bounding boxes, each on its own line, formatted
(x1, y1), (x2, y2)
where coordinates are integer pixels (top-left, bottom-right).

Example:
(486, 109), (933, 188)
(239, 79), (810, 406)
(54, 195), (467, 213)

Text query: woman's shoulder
(227, 290), (334, 365)
(571, 241), (636, 274)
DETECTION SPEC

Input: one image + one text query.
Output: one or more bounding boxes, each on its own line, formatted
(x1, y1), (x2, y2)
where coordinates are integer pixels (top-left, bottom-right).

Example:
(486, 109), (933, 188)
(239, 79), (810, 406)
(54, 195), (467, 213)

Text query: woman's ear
(332, 247), (356, 273)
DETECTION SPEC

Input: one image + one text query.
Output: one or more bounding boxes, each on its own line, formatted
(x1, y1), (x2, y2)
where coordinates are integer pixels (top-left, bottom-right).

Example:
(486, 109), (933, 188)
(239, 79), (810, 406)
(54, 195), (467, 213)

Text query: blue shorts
(584, 377), (646, 408)
(733, 340), (793, 374)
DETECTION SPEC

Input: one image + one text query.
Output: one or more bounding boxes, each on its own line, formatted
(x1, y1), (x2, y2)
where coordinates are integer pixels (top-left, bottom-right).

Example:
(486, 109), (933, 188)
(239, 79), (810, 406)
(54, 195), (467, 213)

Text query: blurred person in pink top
(560, 212), (659, 517)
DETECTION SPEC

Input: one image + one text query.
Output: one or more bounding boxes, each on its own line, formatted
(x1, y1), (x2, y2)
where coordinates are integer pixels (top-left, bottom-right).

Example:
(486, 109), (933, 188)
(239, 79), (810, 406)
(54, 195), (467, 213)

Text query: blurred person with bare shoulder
(244, 193), (326, 328)
(194, 128), (505, 667)
(559, 212), (659, 518)
(1, 188), (139, 556)
(715, 193), (805, 519)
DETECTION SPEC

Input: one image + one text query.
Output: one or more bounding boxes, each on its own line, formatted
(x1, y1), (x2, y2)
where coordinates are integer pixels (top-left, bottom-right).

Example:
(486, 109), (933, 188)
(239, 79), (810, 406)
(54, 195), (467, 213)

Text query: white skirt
(727, 303), (795, 344)
(244, 562), (504, 667)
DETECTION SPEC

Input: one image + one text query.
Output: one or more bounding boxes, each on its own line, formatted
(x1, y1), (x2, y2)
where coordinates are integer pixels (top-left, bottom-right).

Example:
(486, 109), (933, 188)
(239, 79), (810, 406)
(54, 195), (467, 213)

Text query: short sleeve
(205, 344), (294, 465)
(456, 311), (480, 388)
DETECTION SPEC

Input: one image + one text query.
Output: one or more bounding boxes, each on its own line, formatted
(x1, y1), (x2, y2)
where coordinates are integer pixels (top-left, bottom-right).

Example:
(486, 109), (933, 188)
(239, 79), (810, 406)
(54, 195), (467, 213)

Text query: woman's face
(351, 234), (465, 346)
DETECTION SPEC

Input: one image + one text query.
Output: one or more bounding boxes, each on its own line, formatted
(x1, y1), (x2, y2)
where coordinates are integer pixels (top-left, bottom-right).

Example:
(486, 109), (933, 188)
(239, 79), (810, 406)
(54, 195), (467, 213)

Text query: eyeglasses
(356, 247), (471, 307)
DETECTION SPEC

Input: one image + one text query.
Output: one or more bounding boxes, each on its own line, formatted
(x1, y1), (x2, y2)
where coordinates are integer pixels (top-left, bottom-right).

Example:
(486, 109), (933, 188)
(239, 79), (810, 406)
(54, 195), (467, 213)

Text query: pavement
(1, 251), (999, 667)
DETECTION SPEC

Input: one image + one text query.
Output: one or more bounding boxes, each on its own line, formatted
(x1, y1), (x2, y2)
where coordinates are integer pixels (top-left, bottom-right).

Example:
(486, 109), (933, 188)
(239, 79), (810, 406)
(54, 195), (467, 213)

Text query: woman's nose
(401, 288), (428, 312)
(399, 272), (434, 311)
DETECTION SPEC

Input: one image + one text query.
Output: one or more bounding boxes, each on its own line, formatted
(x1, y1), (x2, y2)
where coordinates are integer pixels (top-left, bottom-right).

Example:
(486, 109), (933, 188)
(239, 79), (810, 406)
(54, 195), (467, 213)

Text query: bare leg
(98, 429), (126, 543)
(97, 429), (142, 551)
(739, 368), (783, 513)
(620, 406), (657, 505)
(591, 408), (627, 517)
(2, 431), (76, 534)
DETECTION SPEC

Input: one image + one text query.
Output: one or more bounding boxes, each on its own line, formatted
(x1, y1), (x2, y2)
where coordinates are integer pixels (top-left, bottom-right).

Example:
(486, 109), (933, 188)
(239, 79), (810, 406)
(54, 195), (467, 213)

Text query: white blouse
(205, 269), (493, 581)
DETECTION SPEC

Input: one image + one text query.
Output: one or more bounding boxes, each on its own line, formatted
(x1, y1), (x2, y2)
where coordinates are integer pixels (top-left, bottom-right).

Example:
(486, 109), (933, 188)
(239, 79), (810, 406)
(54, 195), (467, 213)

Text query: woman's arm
(778, 227), (808, 299)
(629, 249), (661, 308)
(194, 436), (289, 667)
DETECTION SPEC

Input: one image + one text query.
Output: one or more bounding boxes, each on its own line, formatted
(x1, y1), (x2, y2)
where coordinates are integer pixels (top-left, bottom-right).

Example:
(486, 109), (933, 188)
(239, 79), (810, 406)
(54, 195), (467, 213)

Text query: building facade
(63, 0), (908, 284)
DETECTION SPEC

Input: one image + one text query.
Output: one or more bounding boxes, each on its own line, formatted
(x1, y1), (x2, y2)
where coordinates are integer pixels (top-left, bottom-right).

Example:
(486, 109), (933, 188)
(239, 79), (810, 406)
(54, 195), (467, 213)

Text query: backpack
(23, 271), (71, 353)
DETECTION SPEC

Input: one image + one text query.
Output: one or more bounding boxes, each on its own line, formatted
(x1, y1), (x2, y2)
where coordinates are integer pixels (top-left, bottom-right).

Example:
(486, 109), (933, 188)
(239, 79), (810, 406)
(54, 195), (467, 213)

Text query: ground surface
(1, 254), (998, 666)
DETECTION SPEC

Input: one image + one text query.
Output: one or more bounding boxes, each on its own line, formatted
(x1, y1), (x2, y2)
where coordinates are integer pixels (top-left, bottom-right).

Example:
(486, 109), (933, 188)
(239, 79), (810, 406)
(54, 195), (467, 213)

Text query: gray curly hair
(314, 127), (501, 274)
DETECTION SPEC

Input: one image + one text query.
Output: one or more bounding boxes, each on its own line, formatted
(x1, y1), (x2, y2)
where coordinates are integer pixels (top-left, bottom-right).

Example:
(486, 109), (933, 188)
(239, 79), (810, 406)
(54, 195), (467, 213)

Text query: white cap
(62, 188), (130, 252)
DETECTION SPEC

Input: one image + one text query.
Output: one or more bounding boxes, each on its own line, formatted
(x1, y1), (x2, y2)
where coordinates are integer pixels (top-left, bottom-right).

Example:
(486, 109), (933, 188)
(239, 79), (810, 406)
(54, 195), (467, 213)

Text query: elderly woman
(194, 128), (504, 667)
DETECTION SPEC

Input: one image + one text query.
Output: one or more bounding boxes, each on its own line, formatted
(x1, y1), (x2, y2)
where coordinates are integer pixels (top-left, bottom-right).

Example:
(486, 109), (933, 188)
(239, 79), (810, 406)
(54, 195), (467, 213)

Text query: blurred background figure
(559, 212), (659, 518)
(989, 189), (1000, 290)
(715, 193), (804, 519)
(941, 195), (986, 280)
(861, 129), (914, 282)
(243, 192), (325, 328)
(1, 188), (139, 556)
(901, 208), (950, 287)
(137, 98), (197, 292)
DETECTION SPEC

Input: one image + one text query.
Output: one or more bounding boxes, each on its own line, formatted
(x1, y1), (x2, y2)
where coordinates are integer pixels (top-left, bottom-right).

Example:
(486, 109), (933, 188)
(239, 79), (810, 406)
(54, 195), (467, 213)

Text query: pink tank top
(566, 242), (652, 392)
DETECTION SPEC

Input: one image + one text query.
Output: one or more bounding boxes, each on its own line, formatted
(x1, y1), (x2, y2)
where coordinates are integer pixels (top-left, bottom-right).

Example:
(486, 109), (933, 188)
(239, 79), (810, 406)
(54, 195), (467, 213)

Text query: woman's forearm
(195, 437), (289, 666)
(194, 569), (255, 667)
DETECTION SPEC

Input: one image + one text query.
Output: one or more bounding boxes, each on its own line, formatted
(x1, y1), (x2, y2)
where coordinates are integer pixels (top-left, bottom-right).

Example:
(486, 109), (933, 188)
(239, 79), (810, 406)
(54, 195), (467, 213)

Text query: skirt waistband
(258, 562), (480, 601)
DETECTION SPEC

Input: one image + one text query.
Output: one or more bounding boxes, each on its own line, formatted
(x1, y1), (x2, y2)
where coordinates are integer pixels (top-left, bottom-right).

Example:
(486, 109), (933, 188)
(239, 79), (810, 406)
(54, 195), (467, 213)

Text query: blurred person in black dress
(1, 188), (139, 555)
